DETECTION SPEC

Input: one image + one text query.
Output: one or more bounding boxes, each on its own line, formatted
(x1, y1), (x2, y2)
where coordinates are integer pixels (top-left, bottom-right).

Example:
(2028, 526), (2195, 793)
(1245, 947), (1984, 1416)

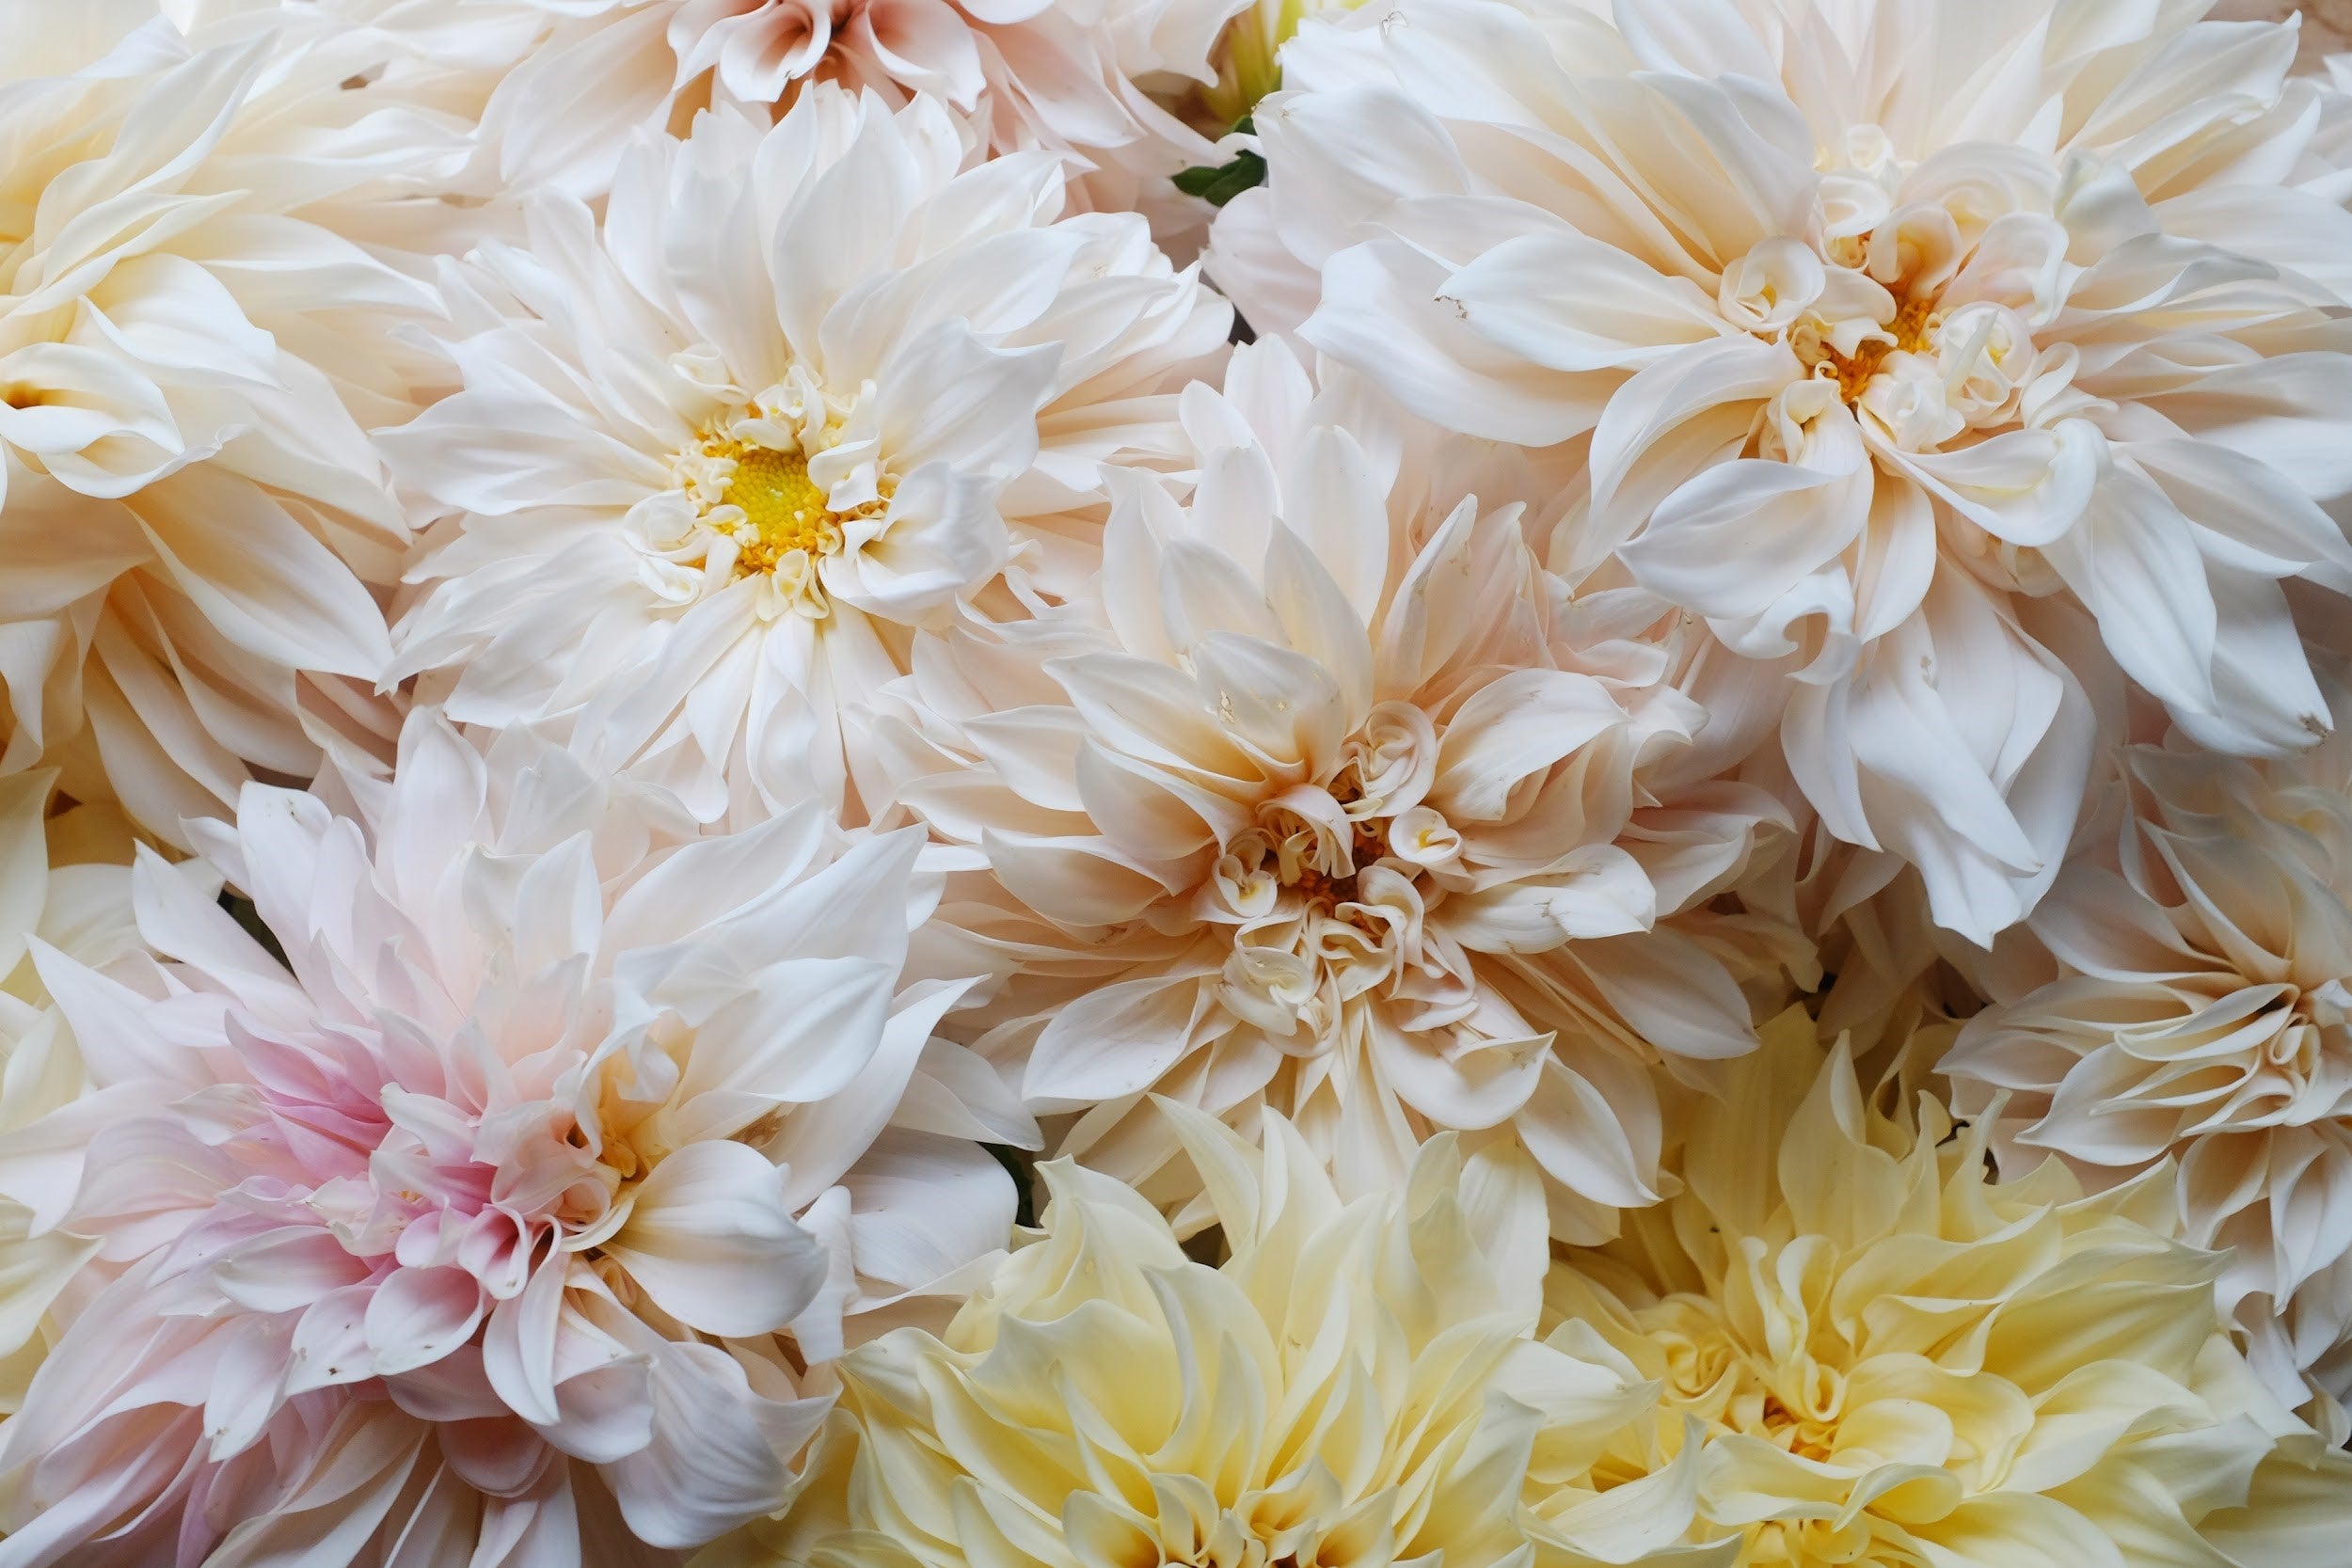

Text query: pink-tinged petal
(366, 1267), (486, 1377)
(211, 1227), (370, 1316)
(437, 1412), (555, 1498)
(203, 1407), (429, 1568)
(856, 0), (986, 107)
(484, 1250), (567, 1428)
(202, 1312), (294, 1460)
(283, 1283), (376, 1396)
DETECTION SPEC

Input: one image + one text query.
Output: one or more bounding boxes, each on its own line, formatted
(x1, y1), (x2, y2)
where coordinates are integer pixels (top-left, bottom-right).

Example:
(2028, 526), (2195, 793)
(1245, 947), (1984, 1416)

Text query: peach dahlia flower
(1216, 0), (2352, 944)
(877, 340), (1794, 1238)
(1947, 665), (2352, 1431)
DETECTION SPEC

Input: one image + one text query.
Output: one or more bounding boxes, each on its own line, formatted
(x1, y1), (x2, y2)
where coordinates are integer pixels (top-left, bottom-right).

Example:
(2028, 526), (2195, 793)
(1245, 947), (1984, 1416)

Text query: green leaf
(1172, 115), (1264, 208)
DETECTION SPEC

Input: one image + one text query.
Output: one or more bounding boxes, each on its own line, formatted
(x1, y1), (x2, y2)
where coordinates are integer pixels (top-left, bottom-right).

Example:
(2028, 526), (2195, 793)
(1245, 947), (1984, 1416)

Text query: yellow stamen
(717, 444), (842, 576)
(1820, 293), (1938, 404)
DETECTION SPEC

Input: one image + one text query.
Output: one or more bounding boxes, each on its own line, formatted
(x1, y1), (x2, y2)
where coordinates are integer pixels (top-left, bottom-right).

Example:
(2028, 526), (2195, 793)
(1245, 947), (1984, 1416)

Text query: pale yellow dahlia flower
(1947, 662), (2352, 1431)
(1540, 1008), (2352, 1567)
(0, 0), (482, 846)
(707, 1103), (1725, 1568)
(0, 772), (141, 1414)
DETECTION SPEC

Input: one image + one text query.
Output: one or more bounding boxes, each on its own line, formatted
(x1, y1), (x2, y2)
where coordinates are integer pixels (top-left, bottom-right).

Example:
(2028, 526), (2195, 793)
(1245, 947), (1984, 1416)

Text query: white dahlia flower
(0, 709), (1024, 1566)
(1216, 0), (2352, 942)
(459, 0), (1249, 205)
(710, 1103), (1717, 1568)
(0, 0), (486, 847)
(387, 86), (1230, 830)
(1947, 664), (2352, 1432)
(1545, 1008), (2352, 1567)
(878, 339), (1792, 1237)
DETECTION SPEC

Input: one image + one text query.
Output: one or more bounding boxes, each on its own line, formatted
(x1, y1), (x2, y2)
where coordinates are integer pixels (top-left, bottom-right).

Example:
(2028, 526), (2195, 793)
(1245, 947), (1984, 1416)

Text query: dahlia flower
(1946, 664), (2352, 1431)
(0, 709), (1023, 1565)
(0, 0), (481, 847)
(711, 1102), (1714, 1568)
(387, 86), (1229, 830)
(877, 339), (1791, 1236)
(465, 0), (1248, 204)
(0, 772), (143, 1413)
(1541, 1008), (2352, 1566)
(1217, 0), (2352, 942)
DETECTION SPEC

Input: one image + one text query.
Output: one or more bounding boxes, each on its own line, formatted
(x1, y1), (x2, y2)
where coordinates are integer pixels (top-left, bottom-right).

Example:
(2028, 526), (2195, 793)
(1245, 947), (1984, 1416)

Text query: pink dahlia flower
(0, 712), (1022, 1566)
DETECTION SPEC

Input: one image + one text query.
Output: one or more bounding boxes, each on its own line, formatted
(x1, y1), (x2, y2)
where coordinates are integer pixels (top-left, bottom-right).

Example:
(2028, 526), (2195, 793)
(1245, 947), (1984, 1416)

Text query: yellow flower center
(1814, 292), (1939, 404)
(717, 444), (844, 577)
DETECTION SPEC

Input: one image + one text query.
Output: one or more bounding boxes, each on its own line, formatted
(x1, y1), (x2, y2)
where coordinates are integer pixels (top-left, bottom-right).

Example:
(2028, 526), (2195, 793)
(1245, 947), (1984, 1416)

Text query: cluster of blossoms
(3, 0), (2352, 1563)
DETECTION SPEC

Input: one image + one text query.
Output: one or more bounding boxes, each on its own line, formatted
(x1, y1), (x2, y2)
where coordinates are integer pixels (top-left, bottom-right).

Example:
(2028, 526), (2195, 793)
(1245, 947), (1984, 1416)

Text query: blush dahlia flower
(709, 1102), (1716, 1568)
(459, 0), (1249, 203)
(0, 0), (477, 846)
(0, 710), (1021, 1566)
(1542, 1009), (2352, 1567)
(878, 340), (1793, 1237)
(1216, 0), (2352, 943)
(1947, 664), (2352, 1432)
(386, 85), (1229, 831)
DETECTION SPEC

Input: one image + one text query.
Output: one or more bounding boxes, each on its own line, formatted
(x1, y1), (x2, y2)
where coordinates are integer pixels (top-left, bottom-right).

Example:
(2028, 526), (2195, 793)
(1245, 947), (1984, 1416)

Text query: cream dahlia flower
(710, 1102), (1721, 1568)
(387, 86), (1229, 830)
(1216, 0), (2352, 942)
(877, 339), (1792, 1237)
(1946, 664), (2352, 1430)
(0, 773), (143, 1414)
(0, 708), (1024, 1565)
(463, 0), (1248, 204)
(1542, 1008), (2352, 1567)
(0, 0), (483, 847)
